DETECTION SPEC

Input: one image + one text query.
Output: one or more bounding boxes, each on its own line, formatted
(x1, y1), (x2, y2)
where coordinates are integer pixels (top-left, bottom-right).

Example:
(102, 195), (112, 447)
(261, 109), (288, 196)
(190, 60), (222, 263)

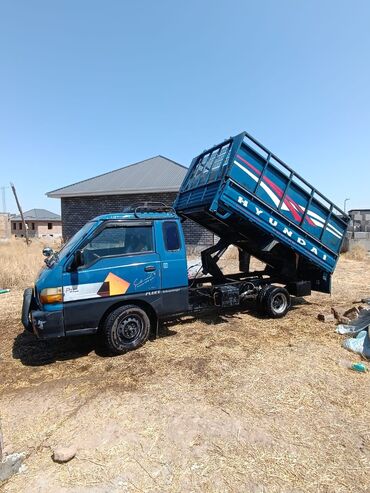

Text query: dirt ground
(1, 256), (370, 493)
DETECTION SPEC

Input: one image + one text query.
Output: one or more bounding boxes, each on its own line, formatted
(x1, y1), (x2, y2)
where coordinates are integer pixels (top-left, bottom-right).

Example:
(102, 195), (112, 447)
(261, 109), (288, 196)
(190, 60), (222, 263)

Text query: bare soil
(1, 256), (370, 492)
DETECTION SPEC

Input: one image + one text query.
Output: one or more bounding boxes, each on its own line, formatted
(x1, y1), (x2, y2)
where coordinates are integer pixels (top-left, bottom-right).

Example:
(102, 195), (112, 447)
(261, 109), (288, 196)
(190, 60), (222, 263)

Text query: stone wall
(61, 193), (215, 247)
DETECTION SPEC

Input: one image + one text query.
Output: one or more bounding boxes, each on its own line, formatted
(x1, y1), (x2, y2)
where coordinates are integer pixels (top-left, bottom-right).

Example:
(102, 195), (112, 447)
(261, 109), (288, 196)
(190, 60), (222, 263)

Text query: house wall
(11, 221), (62, 238)
(61, 193), (215, 247)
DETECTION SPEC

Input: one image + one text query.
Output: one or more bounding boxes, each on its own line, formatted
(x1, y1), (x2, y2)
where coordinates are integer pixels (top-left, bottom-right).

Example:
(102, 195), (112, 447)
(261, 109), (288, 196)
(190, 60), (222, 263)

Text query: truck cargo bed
(174, 132), (350, 293)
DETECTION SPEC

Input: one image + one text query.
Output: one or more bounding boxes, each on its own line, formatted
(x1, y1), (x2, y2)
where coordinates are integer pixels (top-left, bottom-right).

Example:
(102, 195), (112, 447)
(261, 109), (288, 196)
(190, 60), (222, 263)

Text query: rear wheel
(256, 285), (270, 314)
(258, 286), (291, 318)
(102, 304), (151, 355)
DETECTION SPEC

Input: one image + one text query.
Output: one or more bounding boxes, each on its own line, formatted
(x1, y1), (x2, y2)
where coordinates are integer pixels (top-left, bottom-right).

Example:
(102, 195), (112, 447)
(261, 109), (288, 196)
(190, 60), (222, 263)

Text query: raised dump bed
(174, 131), (350, 293)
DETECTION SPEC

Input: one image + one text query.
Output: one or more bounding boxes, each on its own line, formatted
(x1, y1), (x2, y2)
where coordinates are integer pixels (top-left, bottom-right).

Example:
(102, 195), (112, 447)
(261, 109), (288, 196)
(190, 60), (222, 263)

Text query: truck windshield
(57, 221), (96, 260)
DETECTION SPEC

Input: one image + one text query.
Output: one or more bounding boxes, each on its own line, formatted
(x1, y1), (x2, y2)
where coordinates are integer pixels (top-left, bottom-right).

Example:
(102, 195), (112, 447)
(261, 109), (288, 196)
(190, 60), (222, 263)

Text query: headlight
(40, 287), (63, 304)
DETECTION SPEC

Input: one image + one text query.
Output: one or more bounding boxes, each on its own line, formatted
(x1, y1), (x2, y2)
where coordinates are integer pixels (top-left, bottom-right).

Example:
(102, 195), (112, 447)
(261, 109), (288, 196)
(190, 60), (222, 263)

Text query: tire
(256, 285), (270, 314)
(102, 304), (151, 355)
(262, 286), (291, 318)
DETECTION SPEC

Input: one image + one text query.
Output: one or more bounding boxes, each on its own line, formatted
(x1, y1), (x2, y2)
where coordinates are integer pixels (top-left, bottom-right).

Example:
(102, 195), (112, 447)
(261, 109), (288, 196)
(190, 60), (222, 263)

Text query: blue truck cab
(22, 131), (350, 354)
(22, 205), (190, 354)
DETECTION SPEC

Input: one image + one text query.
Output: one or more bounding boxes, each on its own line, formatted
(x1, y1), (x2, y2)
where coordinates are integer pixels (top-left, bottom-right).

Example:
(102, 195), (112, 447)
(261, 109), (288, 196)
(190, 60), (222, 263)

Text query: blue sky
(0, 0), (369, 214)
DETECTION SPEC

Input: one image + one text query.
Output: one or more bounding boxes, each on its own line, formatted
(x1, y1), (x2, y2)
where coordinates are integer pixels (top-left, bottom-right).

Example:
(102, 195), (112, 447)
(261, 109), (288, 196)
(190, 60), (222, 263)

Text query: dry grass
(0, 239), (59, 290)
(344, 243), (368, 261)
(0, 251), (370, 492)
(222, 245), (239, 260)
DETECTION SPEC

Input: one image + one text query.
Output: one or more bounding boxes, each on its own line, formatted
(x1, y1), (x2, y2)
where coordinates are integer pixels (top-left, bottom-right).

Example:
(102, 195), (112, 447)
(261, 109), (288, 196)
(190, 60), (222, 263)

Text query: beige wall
(11, 220), (62, 238)
(0, 213), (11, 240)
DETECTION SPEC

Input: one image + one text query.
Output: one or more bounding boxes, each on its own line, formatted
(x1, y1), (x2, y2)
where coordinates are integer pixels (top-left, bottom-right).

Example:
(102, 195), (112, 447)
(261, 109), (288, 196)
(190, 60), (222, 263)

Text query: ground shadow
(12, 325), (177, 367)
(12, 330), (100, 366)
(13, 296), (310, 367)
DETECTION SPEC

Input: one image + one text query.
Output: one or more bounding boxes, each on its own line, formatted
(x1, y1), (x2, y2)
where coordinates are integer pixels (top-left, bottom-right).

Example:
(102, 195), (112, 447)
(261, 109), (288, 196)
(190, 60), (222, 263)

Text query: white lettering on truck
(237, 195), (328, 263)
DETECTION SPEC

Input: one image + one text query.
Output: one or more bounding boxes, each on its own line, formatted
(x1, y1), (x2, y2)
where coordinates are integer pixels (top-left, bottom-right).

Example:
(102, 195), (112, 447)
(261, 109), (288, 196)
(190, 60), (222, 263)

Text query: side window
(163, 221), (180, 251)
(83, 225), (153, 264)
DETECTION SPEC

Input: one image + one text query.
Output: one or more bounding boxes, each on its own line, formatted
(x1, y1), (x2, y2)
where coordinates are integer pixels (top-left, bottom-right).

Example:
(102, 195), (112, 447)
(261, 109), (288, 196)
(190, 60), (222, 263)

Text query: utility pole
(344, 198), (350, 214)
(10, 182), (30, 246)
(0, 186), (9, 213)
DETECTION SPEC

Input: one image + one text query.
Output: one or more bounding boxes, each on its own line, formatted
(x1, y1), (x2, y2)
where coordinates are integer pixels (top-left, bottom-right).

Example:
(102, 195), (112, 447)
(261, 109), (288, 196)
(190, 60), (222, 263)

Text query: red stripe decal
(235, 154), (315, 226)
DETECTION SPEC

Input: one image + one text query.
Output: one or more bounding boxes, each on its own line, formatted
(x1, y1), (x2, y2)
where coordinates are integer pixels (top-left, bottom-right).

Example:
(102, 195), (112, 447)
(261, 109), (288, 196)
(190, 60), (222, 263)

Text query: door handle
(144, 265), (156, 272)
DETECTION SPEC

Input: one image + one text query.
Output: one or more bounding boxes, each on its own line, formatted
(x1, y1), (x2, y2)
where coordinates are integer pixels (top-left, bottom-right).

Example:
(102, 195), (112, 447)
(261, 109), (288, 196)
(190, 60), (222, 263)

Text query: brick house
(11, 209), (62, 238)
(47, 156), (215, 247)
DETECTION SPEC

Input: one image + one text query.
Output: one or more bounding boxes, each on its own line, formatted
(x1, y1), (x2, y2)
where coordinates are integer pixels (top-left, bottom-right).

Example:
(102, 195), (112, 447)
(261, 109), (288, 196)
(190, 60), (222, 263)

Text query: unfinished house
(11, 209), (62, 239)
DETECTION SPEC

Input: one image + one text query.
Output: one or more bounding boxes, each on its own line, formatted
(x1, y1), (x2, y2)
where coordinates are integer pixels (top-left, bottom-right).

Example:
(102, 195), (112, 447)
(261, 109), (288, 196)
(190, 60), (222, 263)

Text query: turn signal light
(40, 287), (63, 304)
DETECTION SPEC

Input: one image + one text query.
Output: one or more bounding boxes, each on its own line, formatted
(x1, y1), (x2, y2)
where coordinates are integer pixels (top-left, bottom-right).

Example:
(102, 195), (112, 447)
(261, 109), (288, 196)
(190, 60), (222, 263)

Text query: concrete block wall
(349, 210), (370, 233)
(61, 193), (215, 247)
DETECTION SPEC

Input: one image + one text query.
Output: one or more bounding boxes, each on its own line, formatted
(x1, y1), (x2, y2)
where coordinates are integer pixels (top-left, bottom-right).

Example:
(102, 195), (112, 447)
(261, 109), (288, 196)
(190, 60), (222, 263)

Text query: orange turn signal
(40, 287), (63, 304)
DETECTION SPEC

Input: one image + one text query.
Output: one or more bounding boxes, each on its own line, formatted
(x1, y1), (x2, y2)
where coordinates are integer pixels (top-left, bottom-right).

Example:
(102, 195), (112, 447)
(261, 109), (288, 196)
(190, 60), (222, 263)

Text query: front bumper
(22, 288), (64, 339)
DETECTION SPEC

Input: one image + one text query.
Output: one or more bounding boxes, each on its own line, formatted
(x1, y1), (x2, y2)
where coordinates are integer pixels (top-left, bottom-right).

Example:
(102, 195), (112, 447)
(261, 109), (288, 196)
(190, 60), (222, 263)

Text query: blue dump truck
(22, 131), (350, 354)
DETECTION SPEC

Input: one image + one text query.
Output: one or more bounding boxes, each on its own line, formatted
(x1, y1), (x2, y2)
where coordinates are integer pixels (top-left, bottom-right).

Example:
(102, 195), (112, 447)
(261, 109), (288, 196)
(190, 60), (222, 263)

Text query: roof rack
(123, 202), (176, 217)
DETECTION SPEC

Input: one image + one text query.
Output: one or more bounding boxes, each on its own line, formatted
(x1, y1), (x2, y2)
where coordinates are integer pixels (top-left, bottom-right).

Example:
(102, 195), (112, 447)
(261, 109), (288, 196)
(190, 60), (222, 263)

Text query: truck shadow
(163, 297), (309, 329)
(13, 298), (309, 367)
(12, 327), (178, 367)
(12, 331), (100, 366)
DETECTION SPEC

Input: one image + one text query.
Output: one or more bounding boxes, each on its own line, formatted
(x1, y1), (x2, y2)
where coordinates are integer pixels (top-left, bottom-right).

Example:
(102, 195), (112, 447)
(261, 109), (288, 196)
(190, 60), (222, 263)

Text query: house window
(19, 223), (22, 230)
(163, 221), (181, 251)
(12, 223), (16, 230)
(48, 223), (52, 230)
(32, 223), (35, 230)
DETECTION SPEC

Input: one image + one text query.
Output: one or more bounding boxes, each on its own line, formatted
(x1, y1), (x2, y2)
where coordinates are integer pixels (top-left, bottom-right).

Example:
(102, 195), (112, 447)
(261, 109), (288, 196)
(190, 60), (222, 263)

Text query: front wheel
(102, 305), (151, 355)
(259, 286), (291, 318)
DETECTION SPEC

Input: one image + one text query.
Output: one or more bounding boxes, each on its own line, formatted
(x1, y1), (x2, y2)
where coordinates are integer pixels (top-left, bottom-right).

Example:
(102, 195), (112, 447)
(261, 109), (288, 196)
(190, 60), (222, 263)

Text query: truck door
(62, 221), (161, 332)
(157, 220), (189, 315)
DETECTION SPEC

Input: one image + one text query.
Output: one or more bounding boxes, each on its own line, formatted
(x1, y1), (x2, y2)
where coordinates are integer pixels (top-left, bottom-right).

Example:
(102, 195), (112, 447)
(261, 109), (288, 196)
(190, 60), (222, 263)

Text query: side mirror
(42, 247), (53, 257)
(74, 249), (84, 268)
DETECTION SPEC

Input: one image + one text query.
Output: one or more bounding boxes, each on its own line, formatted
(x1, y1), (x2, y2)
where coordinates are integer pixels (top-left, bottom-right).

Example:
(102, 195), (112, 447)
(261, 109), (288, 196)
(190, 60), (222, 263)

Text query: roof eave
(11, 218), (61, 222)
(47, 187), (181, 199)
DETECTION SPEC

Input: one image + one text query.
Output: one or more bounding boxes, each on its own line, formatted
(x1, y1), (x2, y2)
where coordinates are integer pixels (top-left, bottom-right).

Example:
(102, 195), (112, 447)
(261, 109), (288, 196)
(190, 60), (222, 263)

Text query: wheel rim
(271, 292), (287, 314)
(113, 313), (144, 348)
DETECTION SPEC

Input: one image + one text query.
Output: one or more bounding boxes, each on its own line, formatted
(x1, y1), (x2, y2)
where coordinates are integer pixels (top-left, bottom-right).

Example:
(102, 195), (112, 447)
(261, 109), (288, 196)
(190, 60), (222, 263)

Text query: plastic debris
(0, 289), (10, 295)
(337, 359), (368, 372)
(342, 330), (370, 359)
(0, 453), (26, 481)
(351, 362), (368, 373)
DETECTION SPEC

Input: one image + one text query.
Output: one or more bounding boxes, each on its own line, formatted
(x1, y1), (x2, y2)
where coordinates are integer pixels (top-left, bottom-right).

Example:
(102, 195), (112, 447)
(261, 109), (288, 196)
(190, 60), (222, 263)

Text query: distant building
(346, 209), (370, 252)
(11, 209), (62, 238)
(47, 155), (215, 247)
(348, 209), (370, 233)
